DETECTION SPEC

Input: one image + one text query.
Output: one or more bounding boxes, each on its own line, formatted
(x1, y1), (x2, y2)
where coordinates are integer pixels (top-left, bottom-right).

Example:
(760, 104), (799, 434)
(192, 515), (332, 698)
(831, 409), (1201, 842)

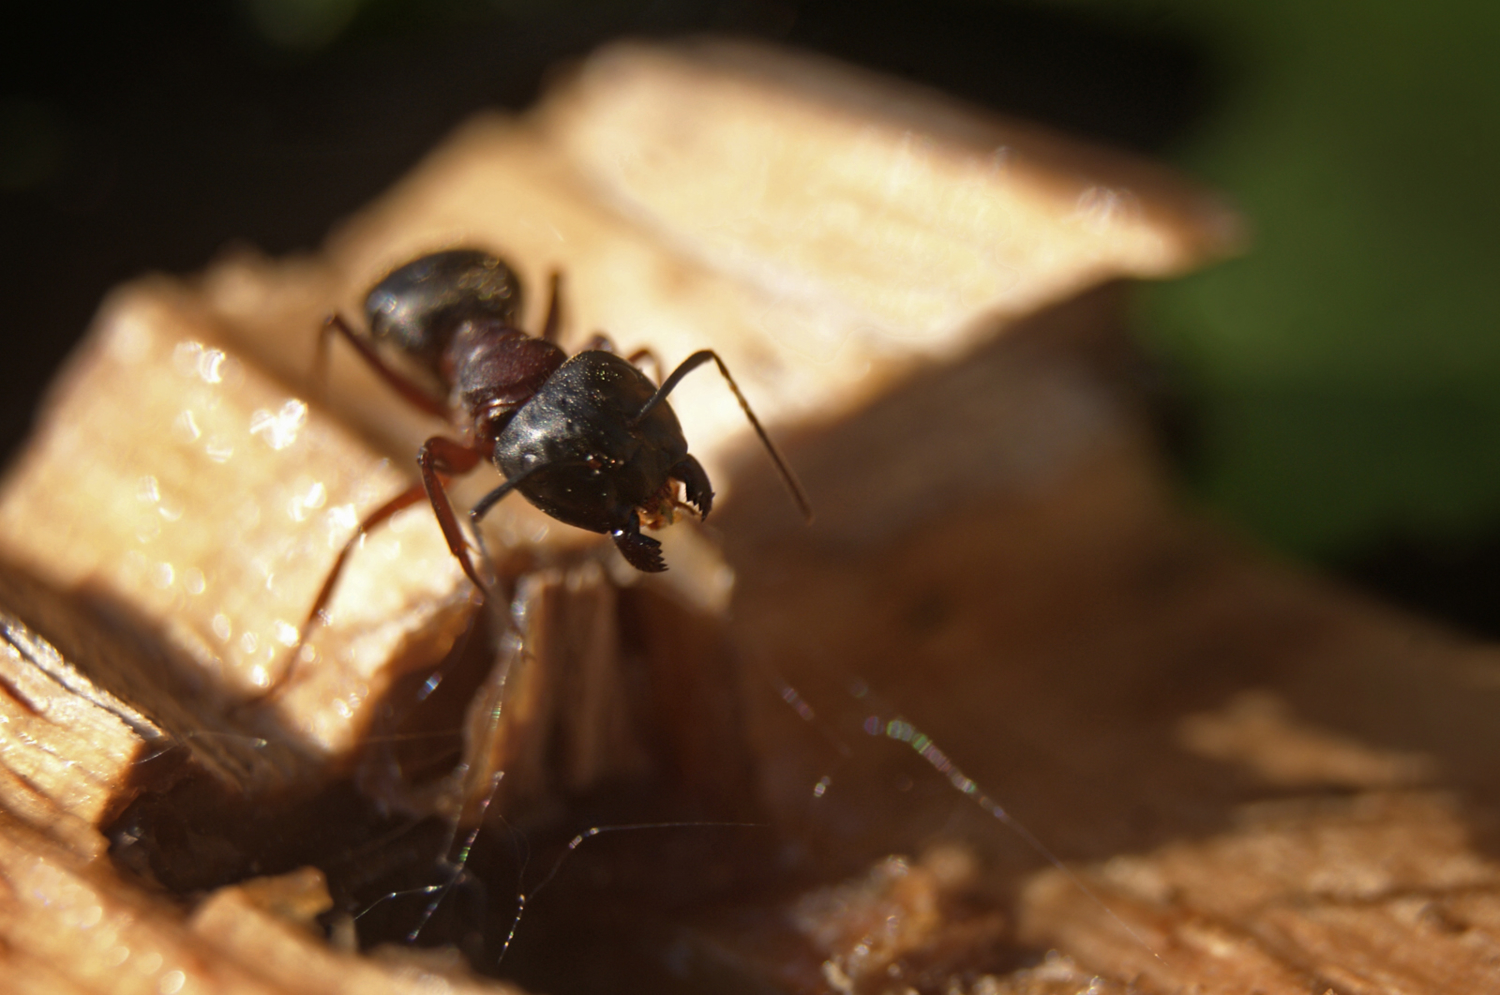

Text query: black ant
(319, 248), (811, 585)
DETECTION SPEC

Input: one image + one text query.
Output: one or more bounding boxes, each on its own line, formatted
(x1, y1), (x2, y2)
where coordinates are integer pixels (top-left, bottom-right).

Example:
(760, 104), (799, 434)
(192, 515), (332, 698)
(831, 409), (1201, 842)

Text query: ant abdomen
(364, 250), (524, 377)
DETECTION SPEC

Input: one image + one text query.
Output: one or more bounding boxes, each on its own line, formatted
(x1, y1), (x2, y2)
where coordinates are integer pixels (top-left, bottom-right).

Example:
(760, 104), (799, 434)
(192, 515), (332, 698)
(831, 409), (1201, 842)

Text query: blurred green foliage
(1108, 0), (1500, 556)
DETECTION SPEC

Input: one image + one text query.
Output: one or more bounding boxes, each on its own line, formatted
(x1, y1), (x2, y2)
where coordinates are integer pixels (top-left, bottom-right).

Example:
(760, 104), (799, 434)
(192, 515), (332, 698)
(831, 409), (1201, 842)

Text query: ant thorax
(447, 321), (566, 443)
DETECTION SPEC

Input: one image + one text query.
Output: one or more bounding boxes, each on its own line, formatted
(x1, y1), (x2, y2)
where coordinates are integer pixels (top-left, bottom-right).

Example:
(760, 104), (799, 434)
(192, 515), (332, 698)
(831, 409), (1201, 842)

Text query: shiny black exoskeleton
(492, 351), (714, 544)
(365, 247), (524, 374)
(321, 249), (810, 580)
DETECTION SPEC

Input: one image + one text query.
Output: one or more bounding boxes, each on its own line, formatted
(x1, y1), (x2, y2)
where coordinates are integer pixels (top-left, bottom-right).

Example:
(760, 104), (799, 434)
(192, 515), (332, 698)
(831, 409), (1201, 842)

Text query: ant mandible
(319, 249), (812, 585)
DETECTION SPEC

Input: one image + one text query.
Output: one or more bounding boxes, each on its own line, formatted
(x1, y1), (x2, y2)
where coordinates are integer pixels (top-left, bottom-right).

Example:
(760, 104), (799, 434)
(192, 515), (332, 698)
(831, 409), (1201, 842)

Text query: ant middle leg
(251, 481), (431, 704)
(308, 483), (428, 625)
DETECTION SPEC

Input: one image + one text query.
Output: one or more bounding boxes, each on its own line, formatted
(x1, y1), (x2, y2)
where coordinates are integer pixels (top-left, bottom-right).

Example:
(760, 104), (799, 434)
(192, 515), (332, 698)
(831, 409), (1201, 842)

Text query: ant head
(364, 250), (524, 374)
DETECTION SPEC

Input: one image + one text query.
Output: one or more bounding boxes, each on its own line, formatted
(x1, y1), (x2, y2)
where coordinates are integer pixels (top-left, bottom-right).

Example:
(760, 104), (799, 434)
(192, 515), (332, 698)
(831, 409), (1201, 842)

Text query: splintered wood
(0, 36), (1490, 995)
(0, 285), (475, 764)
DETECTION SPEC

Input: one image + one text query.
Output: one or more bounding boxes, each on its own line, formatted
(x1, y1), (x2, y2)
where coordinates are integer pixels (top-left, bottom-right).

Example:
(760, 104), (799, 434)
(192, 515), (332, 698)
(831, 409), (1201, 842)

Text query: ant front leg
(417, 437), (489, 590)
(626, 347), (663, 384)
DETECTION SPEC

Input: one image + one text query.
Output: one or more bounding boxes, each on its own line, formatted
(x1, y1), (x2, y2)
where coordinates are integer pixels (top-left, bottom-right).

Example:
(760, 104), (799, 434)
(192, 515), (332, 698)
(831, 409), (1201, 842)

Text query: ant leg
(465, 465), (535, 573)
(321, 313), (448, 419)
(418, 437), (488, 590)
(581, 332), (615, 352)
(540, 273), (563, 343)
(633, 350), (813, 523)
(309, 483), (427, 626)
(611, 511), (666, 572)
(441, 462), (582, 591)
(312, 316), (335, 403)
(248, 482), (430, 705)
(669, 455), (714, 519)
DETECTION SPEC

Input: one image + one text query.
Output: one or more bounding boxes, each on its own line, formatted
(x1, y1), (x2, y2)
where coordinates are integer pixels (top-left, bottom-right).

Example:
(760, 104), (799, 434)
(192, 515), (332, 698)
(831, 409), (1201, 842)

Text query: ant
(319, 248), (812, 586)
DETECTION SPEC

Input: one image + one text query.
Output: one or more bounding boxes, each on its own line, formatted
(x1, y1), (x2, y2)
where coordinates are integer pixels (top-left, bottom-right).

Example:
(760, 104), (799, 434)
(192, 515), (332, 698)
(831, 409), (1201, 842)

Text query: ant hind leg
(320, 313), (449, 419)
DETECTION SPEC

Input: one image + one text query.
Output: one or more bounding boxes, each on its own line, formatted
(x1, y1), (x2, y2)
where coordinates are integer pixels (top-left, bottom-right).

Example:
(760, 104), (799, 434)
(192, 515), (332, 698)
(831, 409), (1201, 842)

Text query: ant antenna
(633, 350), (813, 523)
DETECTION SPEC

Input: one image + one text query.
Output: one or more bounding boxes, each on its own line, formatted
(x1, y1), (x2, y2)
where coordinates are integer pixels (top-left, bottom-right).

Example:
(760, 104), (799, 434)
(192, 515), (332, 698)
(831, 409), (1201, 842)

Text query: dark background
(4, 0), (1499, 635)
